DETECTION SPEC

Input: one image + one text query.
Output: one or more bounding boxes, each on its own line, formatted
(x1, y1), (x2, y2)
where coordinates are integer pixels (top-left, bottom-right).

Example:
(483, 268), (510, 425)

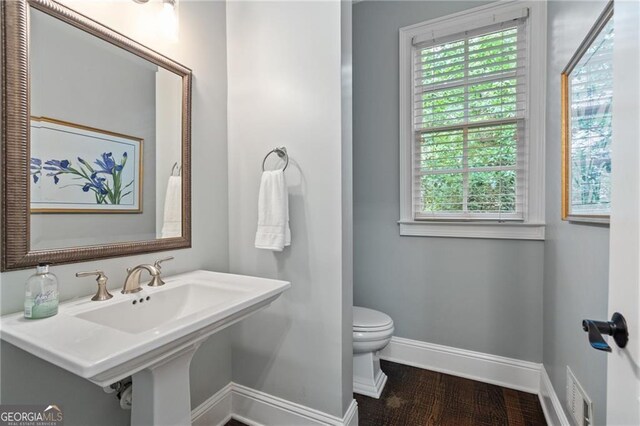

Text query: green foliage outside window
(416, 27), (522, 216)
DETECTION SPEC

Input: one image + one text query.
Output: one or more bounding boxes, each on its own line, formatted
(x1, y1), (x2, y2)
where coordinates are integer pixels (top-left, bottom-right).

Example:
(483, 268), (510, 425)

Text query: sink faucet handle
(153, 256), (174, 270)
(149, 257), (173, 287)
(75, 270), (113, 301)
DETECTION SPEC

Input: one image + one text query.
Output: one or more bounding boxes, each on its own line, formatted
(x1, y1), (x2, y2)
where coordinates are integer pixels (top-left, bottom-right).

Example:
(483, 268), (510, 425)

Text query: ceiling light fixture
(132, 0), (178, 41)
(159, 0), (178, 41)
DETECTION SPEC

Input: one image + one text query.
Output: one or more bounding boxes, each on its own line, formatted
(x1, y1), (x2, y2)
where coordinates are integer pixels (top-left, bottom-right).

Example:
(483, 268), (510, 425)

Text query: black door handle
(582, 312), (628, 352)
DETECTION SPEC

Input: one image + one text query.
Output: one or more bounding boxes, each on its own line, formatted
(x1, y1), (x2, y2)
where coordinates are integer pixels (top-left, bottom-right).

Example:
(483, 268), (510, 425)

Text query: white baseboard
(192, 382), (358, 426)
(343, 401), (358, 426)
(539, 366), (571, 426)
(192, 383), (233, 426)
(379, 336), (542, 394)
(232, 383), (357, 426)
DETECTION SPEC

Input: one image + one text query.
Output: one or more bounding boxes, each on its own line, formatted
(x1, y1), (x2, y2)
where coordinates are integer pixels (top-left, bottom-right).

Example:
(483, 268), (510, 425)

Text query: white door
(607, 1), (640, 424)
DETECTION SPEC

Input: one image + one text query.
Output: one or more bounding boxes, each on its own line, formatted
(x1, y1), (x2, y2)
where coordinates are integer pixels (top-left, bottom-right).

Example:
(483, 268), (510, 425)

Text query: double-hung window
(399, 2), (546, 240)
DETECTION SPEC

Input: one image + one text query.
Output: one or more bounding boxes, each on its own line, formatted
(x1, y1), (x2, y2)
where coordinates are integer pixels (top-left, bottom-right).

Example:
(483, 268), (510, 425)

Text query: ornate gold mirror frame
(1, 0), (192, 271)
(561, 1), (613, 223)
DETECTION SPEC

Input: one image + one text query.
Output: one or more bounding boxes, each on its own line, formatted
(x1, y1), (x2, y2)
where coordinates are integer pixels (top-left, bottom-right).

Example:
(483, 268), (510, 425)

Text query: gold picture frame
(561, 1), (614, 223)
(30, 116), (144, 214)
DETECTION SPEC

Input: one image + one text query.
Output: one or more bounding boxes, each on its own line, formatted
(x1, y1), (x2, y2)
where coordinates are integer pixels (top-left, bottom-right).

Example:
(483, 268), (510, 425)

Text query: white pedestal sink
(0, 270), (290, 425)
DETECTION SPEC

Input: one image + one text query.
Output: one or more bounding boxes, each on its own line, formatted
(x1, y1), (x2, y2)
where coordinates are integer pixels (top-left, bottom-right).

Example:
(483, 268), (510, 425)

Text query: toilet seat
(353, 307), (393, 331)
(353, 322), (394, 333)
(353, 306), (394, 344)
(353, 327), (394, 342)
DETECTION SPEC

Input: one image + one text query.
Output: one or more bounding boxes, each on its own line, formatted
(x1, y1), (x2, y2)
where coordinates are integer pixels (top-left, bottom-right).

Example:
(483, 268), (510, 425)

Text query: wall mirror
(561, 1), (613, 223)
(1, 0), (192, 271)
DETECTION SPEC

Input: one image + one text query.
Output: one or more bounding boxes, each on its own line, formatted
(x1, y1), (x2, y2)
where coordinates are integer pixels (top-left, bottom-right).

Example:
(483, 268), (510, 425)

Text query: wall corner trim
(192, 382), (358, 426)
(379, 336), (542, 394)
(539, 366), (571, 426)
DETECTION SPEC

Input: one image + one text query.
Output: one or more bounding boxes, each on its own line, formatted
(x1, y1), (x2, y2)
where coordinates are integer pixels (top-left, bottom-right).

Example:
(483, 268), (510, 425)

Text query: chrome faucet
(122, 264), (161, 294)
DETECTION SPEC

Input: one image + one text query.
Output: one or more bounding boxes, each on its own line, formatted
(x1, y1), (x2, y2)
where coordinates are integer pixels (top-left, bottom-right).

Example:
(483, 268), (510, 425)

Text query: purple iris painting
(30, 158), (42, 184)
(30, 117), (142, 213)
(32, 152), (133, 205)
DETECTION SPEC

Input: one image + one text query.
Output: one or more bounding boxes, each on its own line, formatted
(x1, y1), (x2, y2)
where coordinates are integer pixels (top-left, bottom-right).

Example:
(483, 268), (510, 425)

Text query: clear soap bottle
(24, 262), (59, 319)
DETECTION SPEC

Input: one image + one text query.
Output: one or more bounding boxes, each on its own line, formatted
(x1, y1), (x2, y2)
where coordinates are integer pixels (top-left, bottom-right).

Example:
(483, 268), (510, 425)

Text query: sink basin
(76, 283), (248, 334)
(0, 270), (289, 426)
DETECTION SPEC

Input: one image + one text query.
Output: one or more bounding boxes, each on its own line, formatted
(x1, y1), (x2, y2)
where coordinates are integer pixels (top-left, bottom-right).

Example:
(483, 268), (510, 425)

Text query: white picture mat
(30, 118), (142, 212)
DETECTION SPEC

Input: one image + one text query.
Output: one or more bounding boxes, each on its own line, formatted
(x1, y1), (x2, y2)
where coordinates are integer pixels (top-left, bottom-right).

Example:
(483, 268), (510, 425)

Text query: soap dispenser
(24, 262), (59, 319)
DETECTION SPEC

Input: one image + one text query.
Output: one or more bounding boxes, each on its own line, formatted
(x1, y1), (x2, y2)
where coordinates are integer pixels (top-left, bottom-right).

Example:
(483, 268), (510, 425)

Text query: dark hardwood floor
(225, 360), (546, 425)
(355, 360), (546, 426)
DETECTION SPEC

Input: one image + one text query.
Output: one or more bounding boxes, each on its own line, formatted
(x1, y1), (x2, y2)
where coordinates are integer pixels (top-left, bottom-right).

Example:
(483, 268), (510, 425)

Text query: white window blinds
(412, 18), (528, 220)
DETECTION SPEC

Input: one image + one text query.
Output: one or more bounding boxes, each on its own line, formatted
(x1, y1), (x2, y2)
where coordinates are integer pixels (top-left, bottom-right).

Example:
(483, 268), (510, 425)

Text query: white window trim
(398, 0), (546, 240)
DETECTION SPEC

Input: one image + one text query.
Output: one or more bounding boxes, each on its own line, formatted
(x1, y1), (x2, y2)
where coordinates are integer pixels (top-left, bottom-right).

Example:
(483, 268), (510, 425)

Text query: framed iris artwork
(561, 1), (613, 223)
(30, 117), (143, 213)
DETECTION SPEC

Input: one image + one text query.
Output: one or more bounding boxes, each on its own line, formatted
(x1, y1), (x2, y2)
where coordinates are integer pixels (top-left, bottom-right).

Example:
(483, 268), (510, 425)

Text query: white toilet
(352, 306), (394, 399)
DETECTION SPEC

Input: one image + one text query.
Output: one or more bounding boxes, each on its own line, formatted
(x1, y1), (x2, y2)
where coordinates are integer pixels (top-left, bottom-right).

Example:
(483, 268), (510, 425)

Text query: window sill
(565, 216), (610, 225)
(398, 220), (545, 240)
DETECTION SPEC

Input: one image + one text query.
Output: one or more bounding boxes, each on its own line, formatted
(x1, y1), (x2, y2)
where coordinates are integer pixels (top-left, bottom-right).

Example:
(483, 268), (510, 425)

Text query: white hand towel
(255, 170), (291, 251)
(161, 176), (182, 238)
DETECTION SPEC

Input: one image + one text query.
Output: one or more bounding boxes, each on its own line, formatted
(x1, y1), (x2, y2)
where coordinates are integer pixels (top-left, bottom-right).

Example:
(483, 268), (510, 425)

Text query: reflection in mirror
(29, 7), (184, 250)
(561, 1), (613, 223)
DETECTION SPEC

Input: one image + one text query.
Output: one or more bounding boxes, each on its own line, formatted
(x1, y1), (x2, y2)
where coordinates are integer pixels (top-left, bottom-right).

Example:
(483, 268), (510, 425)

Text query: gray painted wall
(352, 0), (544, 363)
(0, 1), (231, 425)
(543, 2), (610, 424)
(226, 1), (352, 418)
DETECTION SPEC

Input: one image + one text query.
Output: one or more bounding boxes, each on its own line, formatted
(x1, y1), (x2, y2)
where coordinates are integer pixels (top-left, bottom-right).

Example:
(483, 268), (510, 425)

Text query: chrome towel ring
(262, 147), (289, 172)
